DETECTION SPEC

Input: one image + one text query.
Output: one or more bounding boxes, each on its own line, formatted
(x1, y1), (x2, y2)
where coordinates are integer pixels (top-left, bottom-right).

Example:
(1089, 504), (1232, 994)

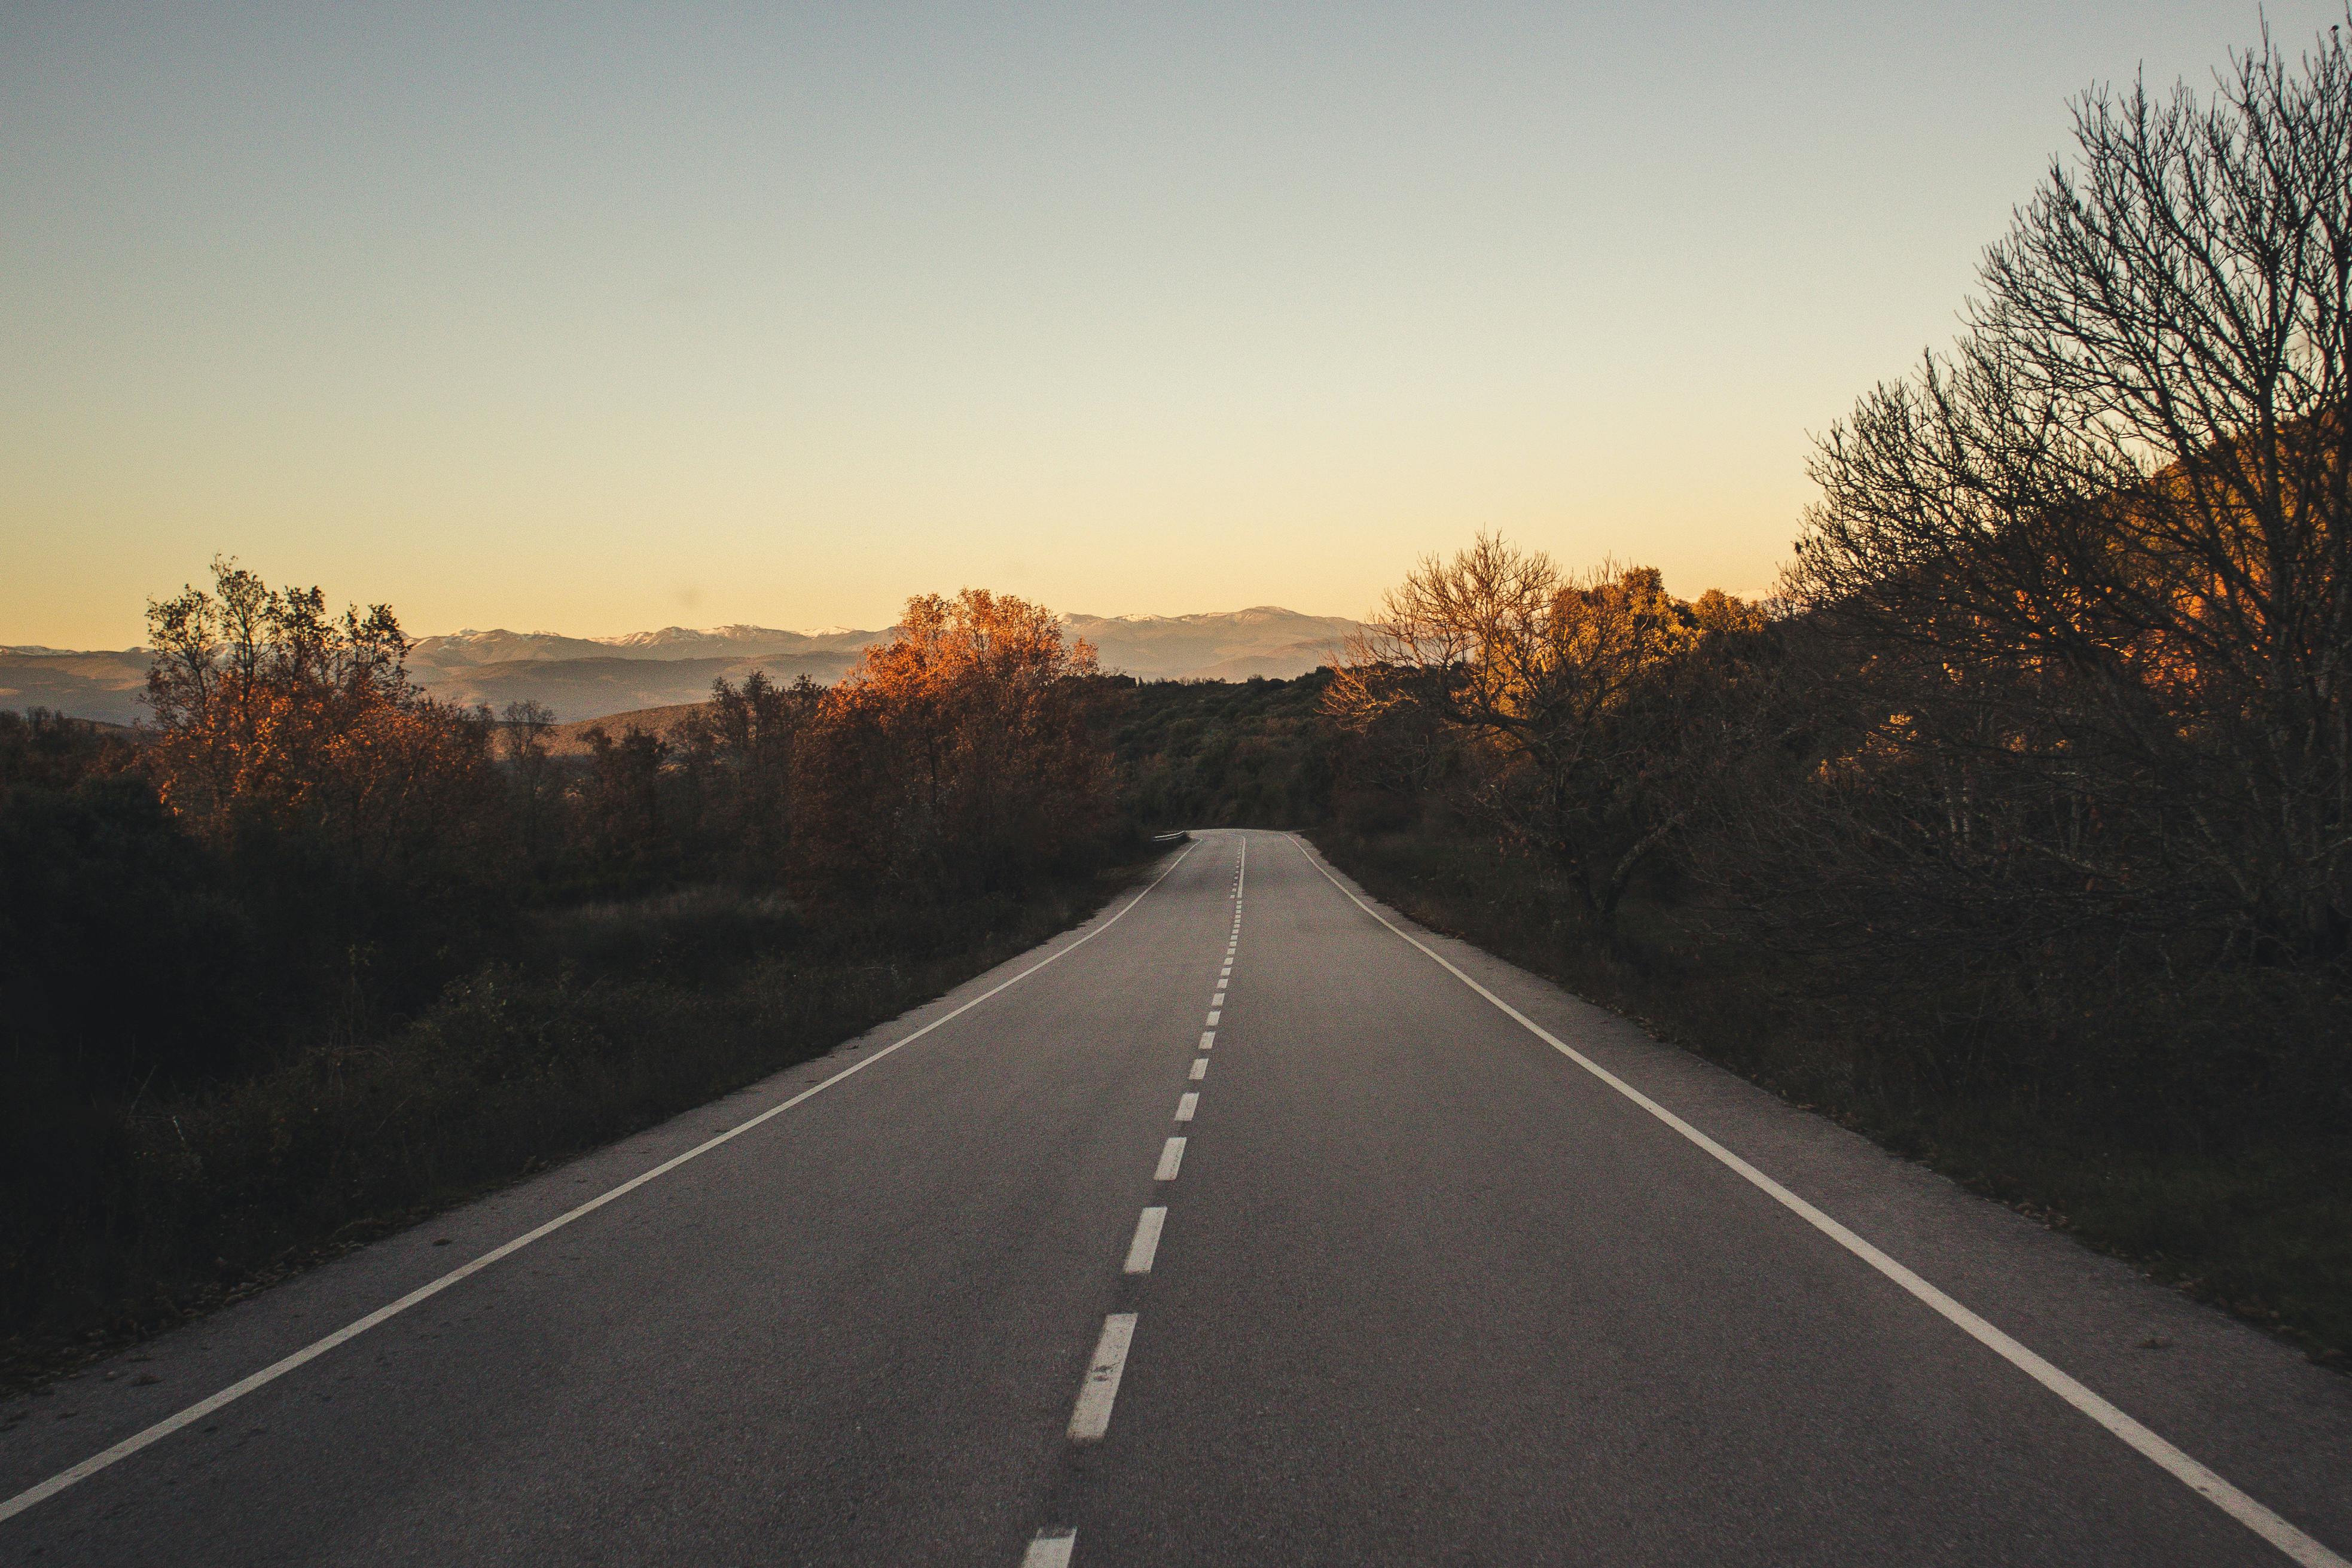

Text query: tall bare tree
(1788, 19), (2352, 960)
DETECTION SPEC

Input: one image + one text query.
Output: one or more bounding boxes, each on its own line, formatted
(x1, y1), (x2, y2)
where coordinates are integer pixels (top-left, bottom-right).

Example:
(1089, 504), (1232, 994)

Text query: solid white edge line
(0, 843), (1204, 1530)
(1021, 1527), (1077, 1568)
(1067, 1313), (1138, 1441)
(1155, 1137), (1187, 1180)
(1124, 1207), (1168, 1274)
(1175, 1092), (1199, 1122)
(1286, 834), (2346, 1568)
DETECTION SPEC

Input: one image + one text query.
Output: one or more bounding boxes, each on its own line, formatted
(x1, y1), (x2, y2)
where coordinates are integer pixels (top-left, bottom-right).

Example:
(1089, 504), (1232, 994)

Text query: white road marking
(1219, 965), (1231, 977)
(1155, 1137), (1186, 1180)
(1289, 834), (2350, 1568)
(1189, 1057), (1209, 1081)
(1067, 1313), (1138, 1441)
(1175, 1092), (1198, 1122)
(1124, 1207), (1168, 1274)
(1211, 990), (1226, 1005)
(1199, 1031), (1215, 1049)
(1021, 1528), (1077, 1568)
(1204, 1009), (1221, 1026)
(0, 847), (1206, 1532)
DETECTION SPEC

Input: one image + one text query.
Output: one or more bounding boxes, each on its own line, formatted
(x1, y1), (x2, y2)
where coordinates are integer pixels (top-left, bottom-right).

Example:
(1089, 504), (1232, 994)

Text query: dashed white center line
(1189, 1057), (1208, 1081)
(1067, 1314), (1138, 1441)
(1211, 990), (1226, 1005)
(1175, 1092), (1198, 1122)
(1198, 1030), (1215, 1048)
(1219, 965), (1231, 977)
(1022, 1529), (1077, 1568)
(1204, 1009), (1221, 1026)
(1124, 1207), (1168, 1274)
(1155, 1137), (1186, 1180)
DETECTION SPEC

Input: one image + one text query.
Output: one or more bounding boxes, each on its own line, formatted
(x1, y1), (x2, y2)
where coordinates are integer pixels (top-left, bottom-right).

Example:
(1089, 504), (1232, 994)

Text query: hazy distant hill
(0, 649), (151, 725)
(4, 608), (1362, 725)
(423, 654), (867, 721)
(408, 624), (880, 669)
(1064, 607), (1357, 682)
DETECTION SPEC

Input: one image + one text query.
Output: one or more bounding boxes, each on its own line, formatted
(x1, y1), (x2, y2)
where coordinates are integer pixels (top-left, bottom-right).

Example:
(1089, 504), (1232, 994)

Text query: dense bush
(1107, 672), (1335, 829)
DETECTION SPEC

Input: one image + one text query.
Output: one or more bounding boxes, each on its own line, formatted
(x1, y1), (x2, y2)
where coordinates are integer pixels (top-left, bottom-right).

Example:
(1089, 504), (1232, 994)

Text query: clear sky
(4, 1), (2339, 647)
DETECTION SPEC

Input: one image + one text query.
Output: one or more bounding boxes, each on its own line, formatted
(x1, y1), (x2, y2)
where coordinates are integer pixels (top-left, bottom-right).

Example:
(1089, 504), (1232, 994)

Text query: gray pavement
(2, 829), (2347, 1566)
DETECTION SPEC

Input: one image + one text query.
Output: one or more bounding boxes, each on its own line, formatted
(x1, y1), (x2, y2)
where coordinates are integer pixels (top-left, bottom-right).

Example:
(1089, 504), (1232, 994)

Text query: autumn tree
(797, 590), (1113, 889)
(1329, 535), (1776, 923)
(144, 557), (500, 877)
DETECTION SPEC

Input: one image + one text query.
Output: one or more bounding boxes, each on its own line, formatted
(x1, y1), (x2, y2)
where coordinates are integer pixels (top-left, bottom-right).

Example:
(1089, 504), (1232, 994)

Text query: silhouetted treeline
(1109, 672), (1336, 829)
(2, 574), (1125, 1106)
(0, 579), (1140, 1364)
(1313, 16), (2352, 1303)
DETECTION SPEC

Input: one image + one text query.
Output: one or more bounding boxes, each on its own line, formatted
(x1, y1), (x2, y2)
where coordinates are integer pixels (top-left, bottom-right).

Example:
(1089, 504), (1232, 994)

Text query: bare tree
(1789, 18), (2352, 960)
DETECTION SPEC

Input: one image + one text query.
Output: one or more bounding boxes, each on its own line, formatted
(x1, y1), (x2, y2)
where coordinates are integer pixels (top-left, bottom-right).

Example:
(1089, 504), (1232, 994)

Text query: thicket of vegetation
(1314, 26), (2352, 1356)
(1, 582), (1133, 1379)
(1110, 673), (1334, 829)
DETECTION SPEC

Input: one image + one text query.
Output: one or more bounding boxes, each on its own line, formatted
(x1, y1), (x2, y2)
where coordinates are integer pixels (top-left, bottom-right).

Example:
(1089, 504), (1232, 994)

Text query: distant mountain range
(2, 607), (1360, 725)
(408, 623), (881, 667)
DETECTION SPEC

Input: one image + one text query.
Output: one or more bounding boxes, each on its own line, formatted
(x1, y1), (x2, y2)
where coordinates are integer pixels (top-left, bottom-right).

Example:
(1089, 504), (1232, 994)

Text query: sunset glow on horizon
(5, 0), (2338, 646)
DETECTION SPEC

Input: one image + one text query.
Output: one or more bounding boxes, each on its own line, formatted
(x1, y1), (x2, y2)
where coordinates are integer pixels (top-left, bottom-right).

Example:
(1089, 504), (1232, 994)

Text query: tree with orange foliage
(796, 590), (1113, 890)
(1329, 535), (1778, 924)
(144, 558), (501, 880)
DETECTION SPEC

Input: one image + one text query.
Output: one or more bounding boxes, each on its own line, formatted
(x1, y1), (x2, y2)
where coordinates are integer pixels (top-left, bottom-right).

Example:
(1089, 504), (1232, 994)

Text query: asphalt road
(4, 829), (2348, 1566)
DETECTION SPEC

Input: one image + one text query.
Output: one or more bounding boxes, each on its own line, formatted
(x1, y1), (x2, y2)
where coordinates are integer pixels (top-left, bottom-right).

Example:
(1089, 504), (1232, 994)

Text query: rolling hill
(4, 607), (1362, 725)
